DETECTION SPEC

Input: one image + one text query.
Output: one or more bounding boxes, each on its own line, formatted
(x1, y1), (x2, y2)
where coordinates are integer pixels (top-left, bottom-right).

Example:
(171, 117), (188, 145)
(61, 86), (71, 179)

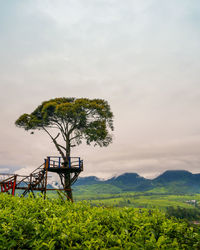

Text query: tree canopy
(15, 97), (114, 161)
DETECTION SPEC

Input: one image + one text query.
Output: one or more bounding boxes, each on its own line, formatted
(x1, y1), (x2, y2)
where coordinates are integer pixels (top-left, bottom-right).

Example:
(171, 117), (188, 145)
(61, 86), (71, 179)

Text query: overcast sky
(0, 0), (200, 179)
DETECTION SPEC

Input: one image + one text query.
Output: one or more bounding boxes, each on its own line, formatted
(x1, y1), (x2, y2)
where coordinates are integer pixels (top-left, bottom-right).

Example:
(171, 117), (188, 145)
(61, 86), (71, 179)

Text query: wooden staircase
(0, 156), (83, 199)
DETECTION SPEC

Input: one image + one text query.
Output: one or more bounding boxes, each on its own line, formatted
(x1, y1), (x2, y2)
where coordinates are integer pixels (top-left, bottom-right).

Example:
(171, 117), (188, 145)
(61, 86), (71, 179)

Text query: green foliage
(72, 189), (200, 211)
(166, 206), (200, 221)
(15, 98), (114, 154)
(74, 184), (122, 196)
(1, 194), (200, 249)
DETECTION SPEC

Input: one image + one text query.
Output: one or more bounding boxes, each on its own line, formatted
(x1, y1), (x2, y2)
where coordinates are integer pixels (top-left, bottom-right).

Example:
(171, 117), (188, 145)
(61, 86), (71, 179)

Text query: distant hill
(74, 170), (200, 195)
(154, 170), (193, 183)
(74, 176), (100, 186)
(153, 170), (200, 193)
(106, 173), (153, 191)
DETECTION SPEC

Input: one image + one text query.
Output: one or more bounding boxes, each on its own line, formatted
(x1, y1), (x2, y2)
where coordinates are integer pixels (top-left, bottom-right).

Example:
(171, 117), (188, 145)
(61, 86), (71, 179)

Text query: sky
(0, 0), (200, 180)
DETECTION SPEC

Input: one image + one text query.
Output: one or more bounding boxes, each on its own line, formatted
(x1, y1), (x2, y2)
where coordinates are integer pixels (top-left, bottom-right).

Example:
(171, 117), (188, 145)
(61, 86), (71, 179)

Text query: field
(74, 191), (200, 210)
(1, 194), (200, 249)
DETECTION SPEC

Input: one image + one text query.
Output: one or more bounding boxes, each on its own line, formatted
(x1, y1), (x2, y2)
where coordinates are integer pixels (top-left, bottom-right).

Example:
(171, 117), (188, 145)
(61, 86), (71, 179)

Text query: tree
(15, 97), (114, 200)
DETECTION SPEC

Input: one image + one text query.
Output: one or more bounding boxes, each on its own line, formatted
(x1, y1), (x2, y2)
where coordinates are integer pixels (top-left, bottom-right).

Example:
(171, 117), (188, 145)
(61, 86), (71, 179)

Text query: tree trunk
(64, 173), (73, 201)
(63, 138), (72, 201)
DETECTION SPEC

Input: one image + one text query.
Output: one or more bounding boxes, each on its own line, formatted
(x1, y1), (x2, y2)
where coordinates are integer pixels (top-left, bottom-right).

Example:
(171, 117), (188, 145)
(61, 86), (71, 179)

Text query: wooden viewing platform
(46, 156), (83, 173)
(0, 156), (83, 199)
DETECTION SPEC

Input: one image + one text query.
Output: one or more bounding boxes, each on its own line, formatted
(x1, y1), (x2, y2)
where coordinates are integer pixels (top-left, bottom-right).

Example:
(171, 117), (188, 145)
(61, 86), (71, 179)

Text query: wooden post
(44, 158), (49, 200)
(12, 175), (17, 196)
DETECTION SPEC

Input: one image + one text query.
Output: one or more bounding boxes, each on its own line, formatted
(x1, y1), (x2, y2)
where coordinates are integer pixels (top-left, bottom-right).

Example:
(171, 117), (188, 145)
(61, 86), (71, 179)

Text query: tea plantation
(0, 194), (200, 249)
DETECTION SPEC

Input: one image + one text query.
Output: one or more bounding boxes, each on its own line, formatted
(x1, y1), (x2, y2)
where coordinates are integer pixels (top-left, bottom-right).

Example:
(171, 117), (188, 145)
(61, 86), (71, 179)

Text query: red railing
(0, 175), (17, 196)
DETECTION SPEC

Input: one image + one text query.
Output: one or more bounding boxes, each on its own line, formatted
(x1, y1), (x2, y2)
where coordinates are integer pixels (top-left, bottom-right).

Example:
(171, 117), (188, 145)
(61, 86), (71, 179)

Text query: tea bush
(0, 194), (200, 249)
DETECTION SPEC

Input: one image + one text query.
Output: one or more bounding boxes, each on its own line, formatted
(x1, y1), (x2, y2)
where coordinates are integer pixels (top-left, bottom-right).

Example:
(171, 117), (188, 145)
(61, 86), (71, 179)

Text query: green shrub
(0, 194), (200, 249)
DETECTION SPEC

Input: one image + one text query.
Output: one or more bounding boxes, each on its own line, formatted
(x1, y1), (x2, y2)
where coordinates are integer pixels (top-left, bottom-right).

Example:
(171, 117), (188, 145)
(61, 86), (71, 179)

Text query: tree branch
(68, 122), (77, 135)
(69, 134), (80, 141)
(42, 127), (65, 160)
(57, 143), (66, 150)
(52, 120), (67, 142)
(54, 133), (60, 140)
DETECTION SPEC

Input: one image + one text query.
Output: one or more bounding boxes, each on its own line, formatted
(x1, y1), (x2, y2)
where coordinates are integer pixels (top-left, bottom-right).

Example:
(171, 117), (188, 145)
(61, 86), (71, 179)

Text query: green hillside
(74, 170), (200, 194)
(71, 171), (200, 210)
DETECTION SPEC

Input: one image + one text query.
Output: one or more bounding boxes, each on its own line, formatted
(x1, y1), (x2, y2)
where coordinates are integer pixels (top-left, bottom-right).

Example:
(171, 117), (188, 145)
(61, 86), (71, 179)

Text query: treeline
(166, 206), (200, 221)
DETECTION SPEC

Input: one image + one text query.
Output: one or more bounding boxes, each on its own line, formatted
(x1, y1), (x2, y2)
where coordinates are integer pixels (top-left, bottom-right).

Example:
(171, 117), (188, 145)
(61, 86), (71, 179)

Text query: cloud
(0, 168), (10, 173)
(0, 0), (200, 179)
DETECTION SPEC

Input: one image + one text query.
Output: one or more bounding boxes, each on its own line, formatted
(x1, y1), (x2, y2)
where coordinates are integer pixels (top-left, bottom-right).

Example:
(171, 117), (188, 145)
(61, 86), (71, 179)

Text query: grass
(73, 191), (200, 210)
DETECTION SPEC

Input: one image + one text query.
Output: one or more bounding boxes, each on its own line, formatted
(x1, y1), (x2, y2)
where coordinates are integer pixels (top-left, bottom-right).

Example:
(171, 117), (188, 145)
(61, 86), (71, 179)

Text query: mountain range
(73, 170), (200, 194)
